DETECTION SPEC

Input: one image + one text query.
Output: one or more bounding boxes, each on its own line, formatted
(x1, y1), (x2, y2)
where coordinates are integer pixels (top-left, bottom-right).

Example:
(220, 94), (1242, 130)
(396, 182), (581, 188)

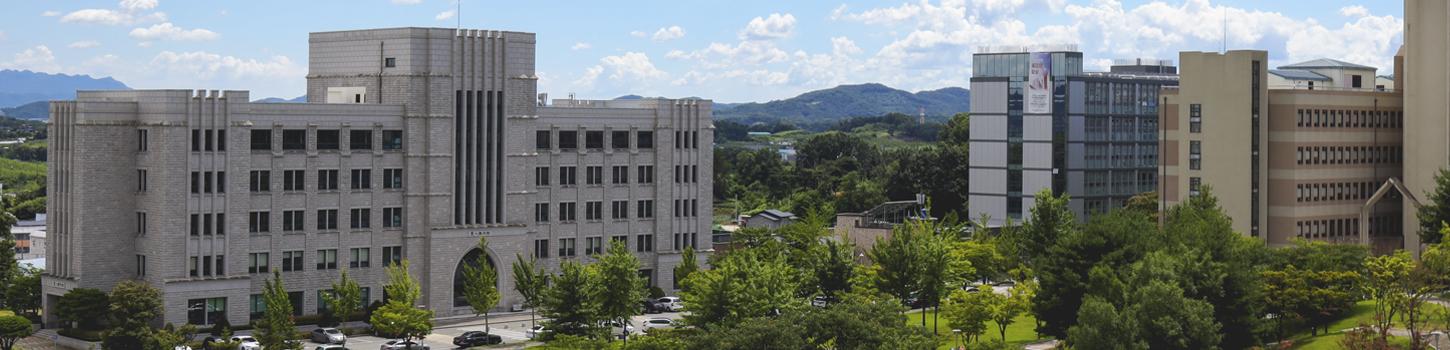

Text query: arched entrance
(453, 248), (498, 307)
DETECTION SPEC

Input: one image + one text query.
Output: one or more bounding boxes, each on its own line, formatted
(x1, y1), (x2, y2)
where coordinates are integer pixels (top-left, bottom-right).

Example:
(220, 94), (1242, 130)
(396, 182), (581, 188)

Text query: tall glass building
(967, 47), (1178, 225)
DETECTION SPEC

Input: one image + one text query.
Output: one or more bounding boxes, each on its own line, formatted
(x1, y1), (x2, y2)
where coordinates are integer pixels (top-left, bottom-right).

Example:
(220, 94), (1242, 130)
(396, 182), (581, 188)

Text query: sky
(0, 0), (1406, 103)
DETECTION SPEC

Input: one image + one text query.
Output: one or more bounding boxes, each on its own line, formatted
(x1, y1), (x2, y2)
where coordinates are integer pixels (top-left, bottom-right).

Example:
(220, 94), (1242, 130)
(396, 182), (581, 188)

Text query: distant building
(14, 214), (44, 261)
(834, 199), (929, 256)
(743, 209), (798, 230)
(1267, 58), (1379, 91)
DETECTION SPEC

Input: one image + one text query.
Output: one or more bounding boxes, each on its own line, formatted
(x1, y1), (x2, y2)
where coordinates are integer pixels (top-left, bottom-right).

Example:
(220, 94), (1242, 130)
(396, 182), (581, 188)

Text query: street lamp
(952, 329), (963, 350)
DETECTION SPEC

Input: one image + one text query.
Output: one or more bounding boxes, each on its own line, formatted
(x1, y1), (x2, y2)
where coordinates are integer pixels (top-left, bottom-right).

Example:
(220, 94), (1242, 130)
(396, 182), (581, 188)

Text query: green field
(1276, 300), (1444, 349)
(904, 310), (1046, 349)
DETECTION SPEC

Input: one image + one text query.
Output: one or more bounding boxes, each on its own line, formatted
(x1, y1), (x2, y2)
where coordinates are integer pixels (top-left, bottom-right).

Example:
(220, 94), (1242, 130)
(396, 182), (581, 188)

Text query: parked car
(315, 345), (349, 350)
(994, 280), (1016, 287)
(230, 336), (261, 350)
(811, 296), (830, 308)
(656, 297), (684, 312)
(525, 325), (548, 339)
(174, 346), (193, 350)
(379, 339), (429, 350)
(641, 299), (664, 314)
(641, 318), (675, 331)
(452, 331), (502, 347)
(311, 327), (348, 344)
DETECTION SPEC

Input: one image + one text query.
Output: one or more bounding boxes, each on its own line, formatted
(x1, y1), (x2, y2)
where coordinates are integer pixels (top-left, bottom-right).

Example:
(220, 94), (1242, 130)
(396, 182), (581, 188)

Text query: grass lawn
(1275, 300), (1445, 349)
(904, 310), (1045, 349)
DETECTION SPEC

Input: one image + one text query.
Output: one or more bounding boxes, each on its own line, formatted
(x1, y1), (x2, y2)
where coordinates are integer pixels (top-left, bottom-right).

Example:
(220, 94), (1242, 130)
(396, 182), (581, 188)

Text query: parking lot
(288, 311), (686, 349)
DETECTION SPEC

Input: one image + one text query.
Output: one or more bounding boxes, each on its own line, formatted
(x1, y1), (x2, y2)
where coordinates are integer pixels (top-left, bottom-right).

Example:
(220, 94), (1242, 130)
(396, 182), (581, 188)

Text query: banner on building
(1026, 52), (1052, 114)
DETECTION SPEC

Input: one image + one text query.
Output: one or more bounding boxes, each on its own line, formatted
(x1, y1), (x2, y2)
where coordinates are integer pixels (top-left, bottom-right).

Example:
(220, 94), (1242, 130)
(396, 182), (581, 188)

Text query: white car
(229, 336), (261, 350)
(641, 318), (675, 330)
(525, 325), (547, 339)
(379, 339), (429, 350)
(656, 297), (684, 312)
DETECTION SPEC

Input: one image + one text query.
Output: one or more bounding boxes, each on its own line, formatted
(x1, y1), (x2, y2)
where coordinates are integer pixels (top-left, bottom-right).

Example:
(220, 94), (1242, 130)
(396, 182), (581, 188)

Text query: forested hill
(712, 83), (969, 126)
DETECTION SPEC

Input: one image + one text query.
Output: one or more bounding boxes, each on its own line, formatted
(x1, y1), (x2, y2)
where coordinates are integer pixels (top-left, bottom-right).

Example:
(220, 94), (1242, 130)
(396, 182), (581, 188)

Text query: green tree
(4, 266), (41, 316)
(1161, 187), (1270, 349)
(542, 260), (600, 337)
(941, 288), (992, 342)
(1127, 281), (1222, 350)
(597, 240), (646, 342)
(1261, 266), (1359, 338)
(868, 220), (925, 312)
(323, 270), (363, 326)
(371, 260), (434, 343)
(460, 237), (501, 334)
(56, 288), (109, 329)
(256, 271), (299, 350)
(0, 315), (31, 350)
(0, 202), (17, 290)
(989, 284), (1030, 342)
(811, 239), (856, 301)
(511, 253), (549, 328)
(1032, 210), (1152, 338)
(674, 248), (698, 292)
(1017, 189), (1075, 269)
(1417, 168), (1450, 244)
(1066, 297), (1144, 350)
(104, 280), (164, 350)
(1122, 191), (1158, 221)
(681, 249), (798, 329)
(1364, 251), (1413, 342)
(938, 113), (970, 146)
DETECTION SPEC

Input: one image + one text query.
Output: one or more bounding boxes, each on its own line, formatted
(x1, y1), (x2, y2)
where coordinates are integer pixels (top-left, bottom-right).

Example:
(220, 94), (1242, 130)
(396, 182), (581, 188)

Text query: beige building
(1402, 0), (1450, 255)
(1159, 50), (1405, 249)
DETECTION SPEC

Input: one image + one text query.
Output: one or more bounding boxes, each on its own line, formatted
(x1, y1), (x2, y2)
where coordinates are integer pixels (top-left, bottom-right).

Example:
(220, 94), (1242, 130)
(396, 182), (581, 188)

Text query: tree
(460, 237), (501, 334)
(1262, 266), (1359, 338)
(681, 249), (798, 329)
(938, 113), (970, 146)
(1032, 210), (1152, 338)
(811, 239), (856, 301)
(0, 315), (30, 350)
(989, 283), (1031, 342)
(941, 288), (992, 342)
(56, 288), (109, 329)
(256, 271), (299, 350)
(541, 260), (600, 337)
(868, 221), (924, 311)
(511, 253), (549, 328)
(597, 240), (646, 342)
(673, 248), (698, 292)
(1417, 168), (1450, 244)
(105, 280), (164, 350)
(1017, 189), (1076, 269)
(4, 266), (40, 316)
(1067, 297), (1144, 350)
(371, 260), (433, 343)
(1127, 281), (1222, 350)
(323, 270), (363, 326)
(151, 323), (196, 350)
(1363, 251), (1413, 342)
(0, 203), (17, 290)
(1122, 191), (1158, 221)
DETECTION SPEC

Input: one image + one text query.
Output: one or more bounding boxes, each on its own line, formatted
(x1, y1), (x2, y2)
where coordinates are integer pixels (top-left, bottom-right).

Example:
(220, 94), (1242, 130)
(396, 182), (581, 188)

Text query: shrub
(648, 286), (666, 299)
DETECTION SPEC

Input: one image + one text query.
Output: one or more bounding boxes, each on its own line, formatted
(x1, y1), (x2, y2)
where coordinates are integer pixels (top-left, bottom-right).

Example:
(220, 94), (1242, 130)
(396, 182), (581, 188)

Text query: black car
(452, 331), (503, 347)
(641, 300), (663, 314)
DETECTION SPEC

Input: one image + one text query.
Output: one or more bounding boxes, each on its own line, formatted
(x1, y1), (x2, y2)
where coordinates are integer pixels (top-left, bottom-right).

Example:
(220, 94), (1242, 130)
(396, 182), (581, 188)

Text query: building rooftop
(1268, 69), (1332, 81)
(1280, 58), (1376, 70)
(756, 209), (798, 221)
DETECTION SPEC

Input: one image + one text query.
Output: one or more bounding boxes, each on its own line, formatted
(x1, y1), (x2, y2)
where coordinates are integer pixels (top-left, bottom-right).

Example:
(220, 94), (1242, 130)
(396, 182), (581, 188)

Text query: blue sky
(0, 0), (1405, 103)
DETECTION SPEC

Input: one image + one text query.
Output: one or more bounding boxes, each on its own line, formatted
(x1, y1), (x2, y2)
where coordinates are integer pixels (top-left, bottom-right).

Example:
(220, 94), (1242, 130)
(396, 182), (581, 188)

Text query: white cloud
(68, 41), (102, 49)
(571, 42), (592, 50)
(129, 23), (219, 41)
(740, 13), (796, 40)
(652, 26), (686, 41)
(574, 65), (603, 88)
(629, 31), (647, 38)
(1340, 5), (1370, 17)
(149, 51), (304, 80)
(435, 10), (455, 21)
(666, 41), (790, 68)
(0, 46), (62, 73)
(391, 0), (422, 4)
(119, 0), (158, 11)
(41, 11), (61, 17)
(831, 37), (862, 56)
(599, 52), (668, 81)
(59, 8), (165, 26)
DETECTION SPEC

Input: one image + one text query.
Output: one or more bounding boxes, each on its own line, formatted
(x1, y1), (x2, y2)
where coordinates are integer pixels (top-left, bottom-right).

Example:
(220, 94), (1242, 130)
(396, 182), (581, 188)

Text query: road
(288, 310), (686, 350)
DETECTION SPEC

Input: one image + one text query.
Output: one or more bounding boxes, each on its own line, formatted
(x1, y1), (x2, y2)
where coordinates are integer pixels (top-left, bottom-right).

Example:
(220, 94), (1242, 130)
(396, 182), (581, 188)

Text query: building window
(384, 57), (396, 68)
(1189, 141), (1202, 170)
(637, 200), (654, 218)
(1189, 104), (1202, 133)
(536, 130), (552, 150)
(559, 166), (577, 186)
(250, 171), (271, 192)
(249, 253), (269, 274)
(612, 236), (627, 248)
(611, 131), (630, 149)
(249, 212), (270, 233)
(637, 165), (654, 184)
(282, 210), (304, 231)
(317, 209), (338, 231)
(612, 166), (629, 184)
(315, 249), (337, 270)
(136, 255), (146, 276)
(282, 129), (306, 150)
(586, 166), (603, 185)
(559, 131), (578, 150)
(136, 212), (147, 235)
(611, 200), (628, 219)
(216, 214), (225, 235)
(318, 169), (339, 191)
(190, 256), (199, 276)
(384, 207), (403, 228)
(1352, 75), (1363, 89)
(534, 203), (550, 222)
(585, 131), (604, 150)
(586, 201), (603, 221)
(533, 239), (550, 258)
(136, 169), (148, 192)
(251, 130), (272, 150)
(203, 214), (213, 235)
(383, 246), (403, 267)
(350, 248), (370, 268)
(350, 208), (371, 229)
(280, 251), (302, 272)
(636, 234), (654, 252)
(191, 172), (200, 194)
(1190, 177), (1202, 197)
(351, 169), (372, 189)
(384, 168), (403, 189)
(250, 294), (265, 320)
(586, 237), (603, 255)
(192, 129), (201, 151)
(186, 297), (227, 326)
(316, 130), (340, 150)
(559, 202), (577, 222)
(137, 129), (149, 151)
(350, 130), (373, 150)
(535, 167), (550, 186)
(559, 238), (577, 257)
(382, 130), (403, 150)
(283, 170), (304, 191)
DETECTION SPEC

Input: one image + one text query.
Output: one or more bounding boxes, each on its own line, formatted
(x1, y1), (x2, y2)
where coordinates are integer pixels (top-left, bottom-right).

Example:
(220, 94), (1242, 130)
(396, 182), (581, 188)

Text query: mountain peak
(713, 83), (969, 126)
(0, 69), (130, 108)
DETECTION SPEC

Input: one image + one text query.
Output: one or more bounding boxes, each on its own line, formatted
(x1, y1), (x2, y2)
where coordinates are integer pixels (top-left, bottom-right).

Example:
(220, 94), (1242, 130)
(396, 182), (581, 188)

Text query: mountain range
(0, 70), (129, 109)
(709, 83), (969, 125)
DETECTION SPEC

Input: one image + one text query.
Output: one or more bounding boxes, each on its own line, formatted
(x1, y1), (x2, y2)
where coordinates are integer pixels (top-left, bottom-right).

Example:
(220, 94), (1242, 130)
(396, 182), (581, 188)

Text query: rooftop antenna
(1221, 5), (1227, 53)
(457, 0), (461, 31)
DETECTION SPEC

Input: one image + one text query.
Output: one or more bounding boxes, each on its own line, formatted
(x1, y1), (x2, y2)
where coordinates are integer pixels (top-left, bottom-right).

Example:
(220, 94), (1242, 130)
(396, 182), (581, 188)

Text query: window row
(1295, 146), (1403, 165)
(673, 199), (699, 217)
(675, 130), (701, 149)
(534, 200), (656, 223)
(672, 232), (699, 251)
(191, 171), (227, 194)
(244, 287), (373, 321)
(191, 129), (227, 152)
(248, 169), (402, 192)
(536, 165), (654, 186)
(536, 130), (654, 151)
(674, 165), (699, 183)
(246, 208), (402, 233)
(1295, 181), (1379, 203)
(189, 213), (227, 236)
(1293, 215), (1399, 240)
(188, 254), (225, 277)
(248, 247), (402, 274)
(1295, 109), (1404, 129)
(535, 234), (660, 259)
(251, 129), (403, 151)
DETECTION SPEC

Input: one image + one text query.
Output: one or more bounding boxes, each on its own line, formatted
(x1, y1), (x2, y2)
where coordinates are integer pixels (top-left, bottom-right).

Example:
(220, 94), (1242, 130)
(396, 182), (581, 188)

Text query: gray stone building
(42, 27), (711, 327)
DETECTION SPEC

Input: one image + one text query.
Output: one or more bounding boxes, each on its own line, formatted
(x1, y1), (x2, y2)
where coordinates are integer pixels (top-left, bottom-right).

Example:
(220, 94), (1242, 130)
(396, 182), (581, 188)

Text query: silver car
(311, 328), (347, 344)
(379, 339), (429, 350)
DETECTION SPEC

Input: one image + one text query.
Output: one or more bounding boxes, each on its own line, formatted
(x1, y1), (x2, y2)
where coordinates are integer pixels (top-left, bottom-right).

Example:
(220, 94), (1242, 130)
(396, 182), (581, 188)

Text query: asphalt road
(289, 311), (687, 350)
